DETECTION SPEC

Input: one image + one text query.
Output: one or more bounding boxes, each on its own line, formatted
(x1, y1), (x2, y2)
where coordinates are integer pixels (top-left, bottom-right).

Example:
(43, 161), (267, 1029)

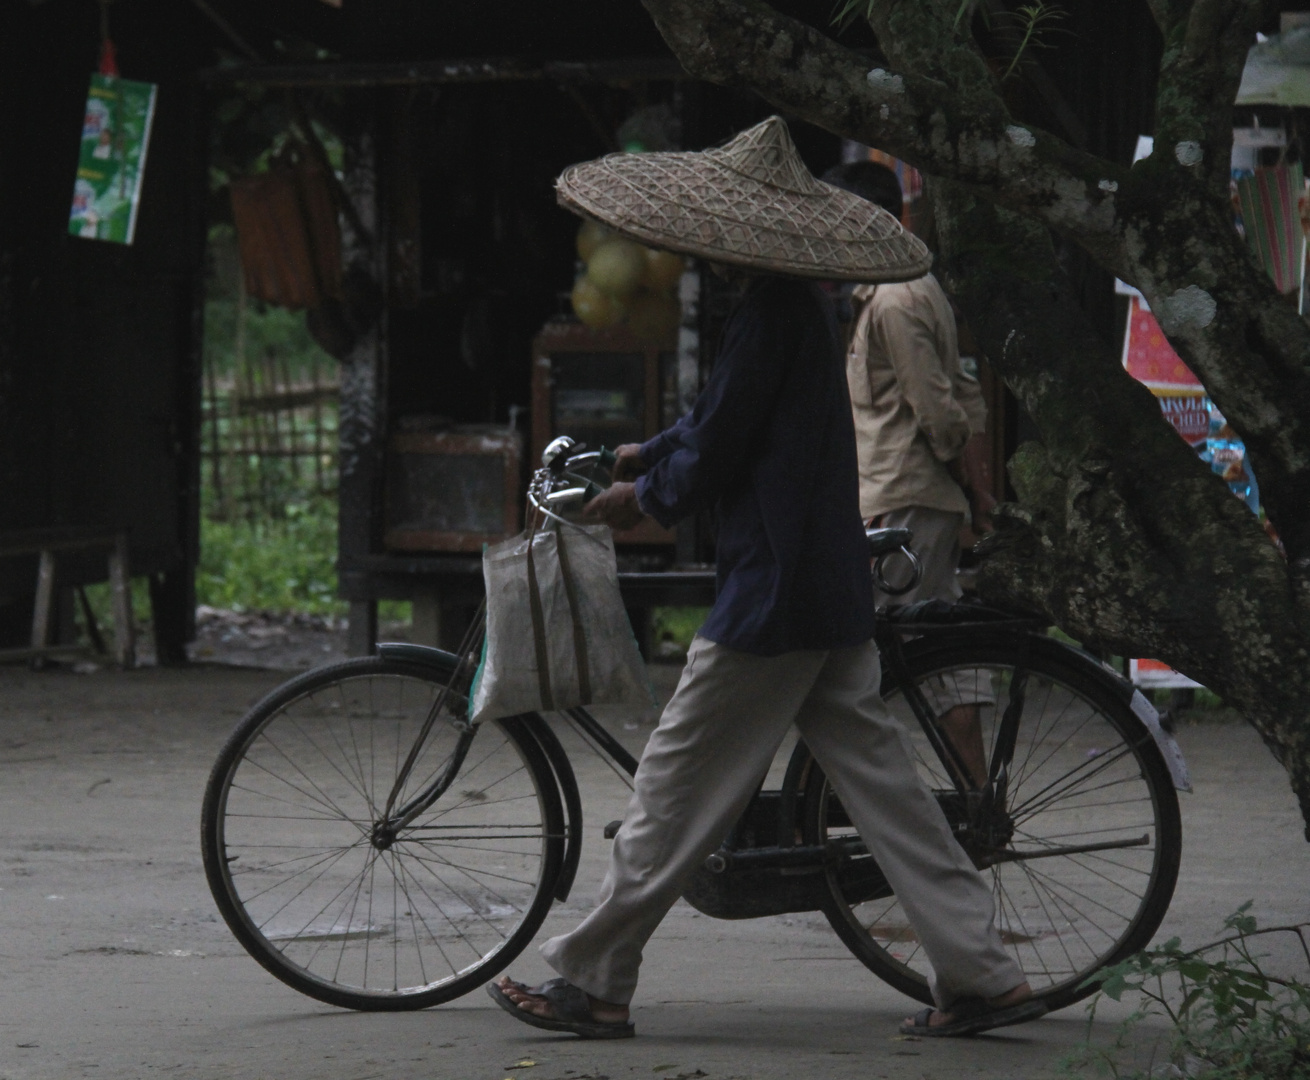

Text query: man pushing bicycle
(488, 116), (1043, 1040)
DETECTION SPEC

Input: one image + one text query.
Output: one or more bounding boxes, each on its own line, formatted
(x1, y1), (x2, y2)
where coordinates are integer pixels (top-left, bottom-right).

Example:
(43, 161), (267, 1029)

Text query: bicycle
(201, 438), (1188, 1014)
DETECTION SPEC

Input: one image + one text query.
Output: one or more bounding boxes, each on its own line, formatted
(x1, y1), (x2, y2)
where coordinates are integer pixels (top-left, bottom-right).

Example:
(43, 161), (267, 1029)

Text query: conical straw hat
(556, 116), (932, 282)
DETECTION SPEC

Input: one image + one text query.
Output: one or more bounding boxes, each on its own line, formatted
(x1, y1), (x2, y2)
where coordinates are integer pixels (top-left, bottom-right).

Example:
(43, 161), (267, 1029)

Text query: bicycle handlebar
(533, 439), (925, 598)
(527, 441), (616, 527)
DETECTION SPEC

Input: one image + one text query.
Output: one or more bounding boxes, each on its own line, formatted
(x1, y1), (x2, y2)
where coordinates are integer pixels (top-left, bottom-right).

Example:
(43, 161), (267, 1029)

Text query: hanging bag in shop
(470, 521), (653, 725)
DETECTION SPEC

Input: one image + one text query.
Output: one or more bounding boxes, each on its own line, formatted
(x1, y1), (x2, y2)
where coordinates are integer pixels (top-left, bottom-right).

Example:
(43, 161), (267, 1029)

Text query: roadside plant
(1062, 905), (1310, 1079)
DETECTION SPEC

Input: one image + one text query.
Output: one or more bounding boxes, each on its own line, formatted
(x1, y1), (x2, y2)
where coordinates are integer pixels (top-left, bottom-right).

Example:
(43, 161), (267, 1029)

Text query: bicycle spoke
(263, 844), (377, 944)
(400, 845), (524, 951)
(317, 847), (379, 981)
(228, 846), (359, 878)
(993, 867), (1058, 986)
(1010, 702), (1098, 804)
(207, 664), (558, 1004)
(240, 842), (364, 906)
(1011, 752), (1143, 822)
(1020, 859), (1140, 924)
(399, 845), (543, 890)
(817, 646), (1178, 1010)
(1006, 859), (1083, 977)
(244, 733), (361, 825)
(224, 779), (370, 829)
(388, 852), (437, 986)
(298, 686), (376, 812)
(1015, 857), (1103, 963)
(1008, 678), (1075, 796)
(271, 713), (374, 814)
(1013, 865), (1125, 953)
(393, 855), (460, 980)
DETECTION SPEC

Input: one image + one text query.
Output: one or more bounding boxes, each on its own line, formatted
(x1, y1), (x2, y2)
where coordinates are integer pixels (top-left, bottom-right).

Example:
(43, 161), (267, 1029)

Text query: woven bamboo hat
(556, 116), (931, 282)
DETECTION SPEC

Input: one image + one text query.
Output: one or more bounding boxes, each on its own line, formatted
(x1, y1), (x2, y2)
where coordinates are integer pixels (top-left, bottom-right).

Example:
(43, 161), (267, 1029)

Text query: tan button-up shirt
(846, 274), (987, 520)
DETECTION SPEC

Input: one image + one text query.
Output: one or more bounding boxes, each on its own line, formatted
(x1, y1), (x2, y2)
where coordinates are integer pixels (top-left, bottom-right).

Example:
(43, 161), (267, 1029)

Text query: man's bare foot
(908, 980), (1032, 1029)
(492, 975), (629, 1025)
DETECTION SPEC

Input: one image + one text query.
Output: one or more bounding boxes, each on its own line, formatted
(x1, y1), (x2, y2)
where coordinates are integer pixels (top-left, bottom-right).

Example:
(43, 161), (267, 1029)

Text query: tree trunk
(637, 0), (1310, 837)
(928, 181), (1310, 836)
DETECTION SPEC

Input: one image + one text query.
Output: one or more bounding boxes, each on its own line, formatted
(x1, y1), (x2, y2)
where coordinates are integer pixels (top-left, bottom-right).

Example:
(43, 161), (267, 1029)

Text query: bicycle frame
(371, 439), (1187, 914)
(371, 613), (1157, 914)
(204, 437), (1192, 1012)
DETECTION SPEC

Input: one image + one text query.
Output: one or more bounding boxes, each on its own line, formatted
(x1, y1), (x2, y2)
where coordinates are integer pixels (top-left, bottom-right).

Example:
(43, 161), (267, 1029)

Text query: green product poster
(68, 73), (158, 245)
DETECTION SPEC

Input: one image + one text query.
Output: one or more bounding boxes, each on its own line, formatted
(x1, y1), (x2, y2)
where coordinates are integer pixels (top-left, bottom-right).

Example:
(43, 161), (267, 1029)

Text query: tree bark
(639, 0), (1310, 835)
(929, 182), (1310, 832)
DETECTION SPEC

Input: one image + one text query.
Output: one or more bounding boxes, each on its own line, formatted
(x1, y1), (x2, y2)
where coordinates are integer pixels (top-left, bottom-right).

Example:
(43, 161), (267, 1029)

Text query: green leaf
(1100, 973), (1127, 1001)
(1224, 901), (1257, 934)
(829, 0), (870, 30)
(1231, 984), (1274, 1001)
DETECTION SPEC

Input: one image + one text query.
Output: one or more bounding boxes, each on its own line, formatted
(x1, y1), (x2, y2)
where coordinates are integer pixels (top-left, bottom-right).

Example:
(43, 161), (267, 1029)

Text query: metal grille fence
(201, 283), (339, 522)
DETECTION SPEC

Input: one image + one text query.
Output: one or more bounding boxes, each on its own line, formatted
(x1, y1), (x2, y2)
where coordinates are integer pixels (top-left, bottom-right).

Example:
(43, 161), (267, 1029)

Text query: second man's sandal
(899, 997), (1047, 1038)
(487, 977), (635, 1039)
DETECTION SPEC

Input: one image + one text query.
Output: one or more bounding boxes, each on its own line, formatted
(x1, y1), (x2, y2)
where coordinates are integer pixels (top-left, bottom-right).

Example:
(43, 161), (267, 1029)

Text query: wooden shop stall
(202, 32), (839, 656)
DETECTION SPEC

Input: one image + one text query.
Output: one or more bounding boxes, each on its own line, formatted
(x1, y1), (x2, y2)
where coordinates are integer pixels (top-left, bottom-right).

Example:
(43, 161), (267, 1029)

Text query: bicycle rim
(201, 658), (564, 1010)
(805, 636), (1180, 1010)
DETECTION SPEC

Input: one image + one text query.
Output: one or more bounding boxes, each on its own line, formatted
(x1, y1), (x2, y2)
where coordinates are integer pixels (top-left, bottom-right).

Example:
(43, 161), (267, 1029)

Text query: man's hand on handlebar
(611, 444), (647, 482)
(583, 481), (646, 531)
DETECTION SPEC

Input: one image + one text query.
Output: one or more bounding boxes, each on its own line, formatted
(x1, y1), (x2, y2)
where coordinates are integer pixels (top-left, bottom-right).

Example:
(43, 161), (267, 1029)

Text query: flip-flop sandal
(899, 997), (1047, 1038)
(487, 977), (635, 1039)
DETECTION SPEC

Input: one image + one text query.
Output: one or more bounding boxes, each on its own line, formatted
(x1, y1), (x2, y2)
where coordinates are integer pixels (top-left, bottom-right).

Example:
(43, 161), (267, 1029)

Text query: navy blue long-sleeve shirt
(633, 277), (876, 656)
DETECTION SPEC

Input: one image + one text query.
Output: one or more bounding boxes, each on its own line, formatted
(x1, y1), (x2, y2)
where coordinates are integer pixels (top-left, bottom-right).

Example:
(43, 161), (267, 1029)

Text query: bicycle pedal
(603, 819), (622, 839)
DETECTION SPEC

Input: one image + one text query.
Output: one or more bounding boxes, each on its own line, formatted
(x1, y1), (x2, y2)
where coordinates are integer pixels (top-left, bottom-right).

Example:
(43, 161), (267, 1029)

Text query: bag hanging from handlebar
(469, 522), (654, 725)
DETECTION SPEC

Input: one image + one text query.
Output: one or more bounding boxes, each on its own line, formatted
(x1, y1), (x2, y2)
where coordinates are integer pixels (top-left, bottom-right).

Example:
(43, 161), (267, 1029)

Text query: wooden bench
(0, 530), (135, 668)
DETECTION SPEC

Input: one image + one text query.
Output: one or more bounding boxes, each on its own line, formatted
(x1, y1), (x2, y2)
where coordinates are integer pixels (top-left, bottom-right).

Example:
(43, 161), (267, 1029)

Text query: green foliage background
(198, 497), (343, 615)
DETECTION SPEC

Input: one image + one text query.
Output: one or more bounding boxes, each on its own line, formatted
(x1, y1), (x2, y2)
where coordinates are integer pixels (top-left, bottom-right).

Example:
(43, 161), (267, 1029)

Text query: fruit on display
(625, 289), (681, 343)
(570, 276), (624, 330)
(571, 220), (687, 342)
(641, 247), (686, 292)
(575, 218), (611, 262)
(585, 238), (647, 299)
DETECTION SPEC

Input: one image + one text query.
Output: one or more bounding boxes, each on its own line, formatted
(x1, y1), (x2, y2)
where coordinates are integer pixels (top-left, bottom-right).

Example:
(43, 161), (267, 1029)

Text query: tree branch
(1153, 0), (1263, 195)
(1144, 0), (1192, 35)
(639, 0), (1131, 268)
(642, 0), (1310, 561)
(932, 180), (1310, 831)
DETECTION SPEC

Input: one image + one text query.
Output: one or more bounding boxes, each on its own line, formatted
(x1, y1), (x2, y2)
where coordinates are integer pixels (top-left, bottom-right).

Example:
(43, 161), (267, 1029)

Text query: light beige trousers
(871, 506), (963, 608)
(540, 636), (1022, 1008)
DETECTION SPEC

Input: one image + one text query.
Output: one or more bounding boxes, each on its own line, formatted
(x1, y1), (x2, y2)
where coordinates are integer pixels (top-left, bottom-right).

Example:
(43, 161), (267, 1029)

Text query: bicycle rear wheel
(800, 632), (1181, 1011)
(201, 655), (564, 1010)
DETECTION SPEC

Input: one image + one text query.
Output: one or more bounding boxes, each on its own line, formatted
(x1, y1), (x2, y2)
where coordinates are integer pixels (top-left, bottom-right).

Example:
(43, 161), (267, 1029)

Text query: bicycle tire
(201, 655), (565, 1011)
(797, 631), (1181, 1012)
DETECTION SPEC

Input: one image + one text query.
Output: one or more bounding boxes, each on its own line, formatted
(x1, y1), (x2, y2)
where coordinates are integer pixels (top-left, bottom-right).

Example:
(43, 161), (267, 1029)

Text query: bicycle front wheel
(201, 656), (565, 1010)
(801, 632), (1181, 1011)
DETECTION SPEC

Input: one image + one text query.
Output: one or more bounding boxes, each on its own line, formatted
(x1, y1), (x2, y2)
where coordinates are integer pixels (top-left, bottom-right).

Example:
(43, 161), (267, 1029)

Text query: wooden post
(347, 599), (377, 657)
(410, 588), (440, 647)
(108, 534), (136, 669)
(30, 549), (56, 652)
(336, 97), (387, 658)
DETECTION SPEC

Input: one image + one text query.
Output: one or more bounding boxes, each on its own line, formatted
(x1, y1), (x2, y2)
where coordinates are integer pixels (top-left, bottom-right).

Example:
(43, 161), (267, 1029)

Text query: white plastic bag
(470, 523), (654, 724)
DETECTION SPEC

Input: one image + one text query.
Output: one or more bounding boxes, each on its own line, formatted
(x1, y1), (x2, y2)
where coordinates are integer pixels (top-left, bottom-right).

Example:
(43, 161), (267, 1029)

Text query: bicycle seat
(866, 527), (913, 557)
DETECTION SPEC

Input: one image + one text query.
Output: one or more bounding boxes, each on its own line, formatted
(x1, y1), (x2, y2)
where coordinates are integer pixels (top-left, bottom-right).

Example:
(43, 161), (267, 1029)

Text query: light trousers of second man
(540, 635), (1022, 1008)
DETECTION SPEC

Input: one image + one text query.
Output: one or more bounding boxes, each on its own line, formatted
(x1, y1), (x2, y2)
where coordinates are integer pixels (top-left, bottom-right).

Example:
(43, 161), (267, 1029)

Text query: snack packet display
(1199, 404), (1260, 514)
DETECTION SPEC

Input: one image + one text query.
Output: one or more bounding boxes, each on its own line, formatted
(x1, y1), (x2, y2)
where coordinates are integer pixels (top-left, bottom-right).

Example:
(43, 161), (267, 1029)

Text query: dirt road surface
(1, 653), (1306, 1080)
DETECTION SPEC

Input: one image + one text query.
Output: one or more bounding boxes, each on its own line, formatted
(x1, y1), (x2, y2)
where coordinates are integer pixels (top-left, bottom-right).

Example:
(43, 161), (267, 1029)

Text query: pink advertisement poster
(1121, 296), (1204, 394)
